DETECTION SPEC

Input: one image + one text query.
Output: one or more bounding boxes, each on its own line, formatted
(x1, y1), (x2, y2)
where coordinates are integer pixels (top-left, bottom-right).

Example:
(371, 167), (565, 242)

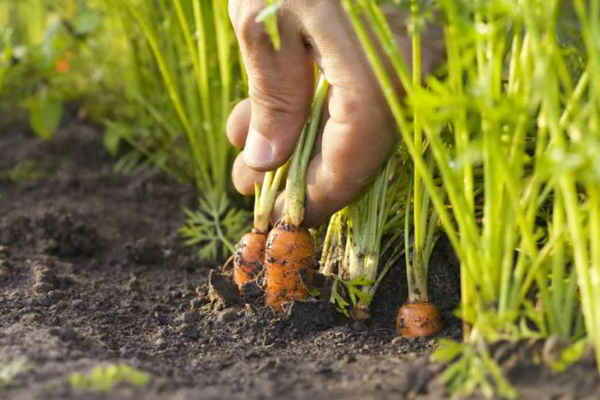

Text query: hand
(227, 0), (443, 226)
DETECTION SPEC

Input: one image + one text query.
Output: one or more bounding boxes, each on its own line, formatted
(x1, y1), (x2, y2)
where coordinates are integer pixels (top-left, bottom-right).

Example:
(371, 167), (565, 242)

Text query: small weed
(1, 160), (45, 183)
(68, 364), (151, 392)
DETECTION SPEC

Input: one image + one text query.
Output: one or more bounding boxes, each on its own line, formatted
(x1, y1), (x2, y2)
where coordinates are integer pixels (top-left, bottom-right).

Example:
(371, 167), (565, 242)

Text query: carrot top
(282, 77), (329, 227)
(253, 164), (288, 233)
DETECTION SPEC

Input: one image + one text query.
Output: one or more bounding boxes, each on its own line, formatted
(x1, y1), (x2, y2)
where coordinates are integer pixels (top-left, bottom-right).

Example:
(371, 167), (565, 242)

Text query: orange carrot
(396, 172), (443, 337)
(264, 77), (329, 310)
(264, 222), (315, 310)
(233, 230), (267, 290)
(232, 166), (288, 292)
(396, 301), (443, 337)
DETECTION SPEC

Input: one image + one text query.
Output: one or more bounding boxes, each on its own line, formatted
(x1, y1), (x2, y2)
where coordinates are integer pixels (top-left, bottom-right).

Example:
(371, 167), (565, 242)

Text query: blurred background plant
(103, 0), (249, 260)
(0, 0), (113, 137)
(0, 0), (250, 261)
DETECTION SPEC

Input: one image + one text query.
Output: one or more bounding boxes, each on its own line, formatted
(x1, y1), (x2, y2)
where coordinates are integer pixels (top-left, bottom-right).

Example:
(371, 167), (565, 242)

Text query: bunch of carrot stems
(321, 160), (402, 320)
(232, 167), (287, 291)
(233, 76), (330, 310)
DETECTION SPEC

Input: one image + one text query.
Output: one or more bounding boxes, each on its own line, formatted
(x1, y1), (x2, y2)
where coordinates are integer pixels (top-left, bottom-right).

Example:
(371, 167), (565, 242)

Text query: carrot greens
(345, 0), (599, 396)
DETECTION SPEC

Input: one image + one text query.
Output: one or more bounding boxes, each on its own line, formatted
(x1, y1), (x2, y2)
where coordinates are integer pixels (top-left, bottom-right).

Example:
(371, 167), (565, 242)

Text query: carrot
(232, 166), (288, 292)
(264, 222), (315, 310)
(396, 301), (443, 337)
(233, 230), (267, 289)
(395, 170), (443, 337)
(264, 77), (329, 310)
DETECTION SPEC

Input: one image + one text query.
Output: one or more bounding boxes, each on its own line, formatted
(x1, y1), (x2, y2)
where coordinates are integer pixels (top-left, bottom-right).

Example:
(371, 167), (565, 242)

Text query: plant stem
(283, 76), (329, 226)
(410, 0), (427, 304)
(254, 164), (288, 233)
(320, 210), (346, 276)
(343, 160), (399, 313)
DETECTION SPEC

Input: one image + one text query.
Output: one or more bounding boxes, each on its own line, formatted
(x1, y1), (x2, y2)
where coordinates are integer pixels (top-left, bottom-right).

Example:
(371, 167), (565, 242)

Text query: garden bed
(0, 121), (598, 399)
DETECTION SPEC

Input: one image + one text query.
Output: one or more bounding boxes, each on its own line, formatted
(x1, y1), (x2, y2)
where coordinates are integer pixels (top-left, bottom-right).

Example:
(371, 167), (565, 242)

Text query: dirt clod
(283, 299), (338, 334)
(208, 270), (240, 310)
(216, 308), (241, 324)
(179, 324), (201, 340)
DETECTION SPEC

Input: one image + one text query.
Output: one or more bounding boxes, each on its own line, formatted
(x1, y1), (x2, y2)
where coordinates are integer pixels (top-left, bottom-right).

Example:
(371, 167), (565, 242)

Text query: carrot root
(233, 230), (267, 291)
(265, 222), (315, 311)
(396, 302), (443, 338)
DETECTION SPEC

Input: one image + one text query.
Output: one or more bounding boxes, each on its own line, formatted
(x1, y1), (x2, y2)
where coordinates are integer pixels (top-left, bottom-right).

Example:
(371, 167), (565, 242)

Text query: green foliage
(69, 364), (151, 392)
(25, 90), (64, 140)
(547, 339), (588, 373)
(283, 77), (330, 226)
(432, 339), (517, 399)
(338, 277), (375, 312)
(104, 0), (247, 261)
(0, 0), (111, 137)
(320, 210), (346, 276)
(180, 198), (250, 262)
(323, 160), (403, 317)
(402, 0), (442, 305)
(329, 278), (351, 317)
(0, 28), (14, 94)
(0, 0), (254, 262)
(345, 0), (599, 396)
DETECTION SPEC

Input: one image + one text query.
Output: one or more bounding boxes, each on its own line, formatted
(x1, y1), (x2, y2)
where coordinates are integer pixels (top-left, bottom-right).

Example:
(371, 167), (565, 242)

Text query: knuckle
(322, 155), (367, 193)
(226, 122), (244, 148)
(250, 84), (307, 119)
(330, 94), (385, 127)
(324, 134), (392, 191)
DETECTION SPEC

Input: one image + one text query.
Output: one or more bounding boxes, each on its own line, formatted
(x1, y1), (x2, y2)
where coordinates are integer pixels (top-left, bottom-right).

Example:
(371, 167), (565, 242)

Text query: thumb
(233, 3), (314, 171)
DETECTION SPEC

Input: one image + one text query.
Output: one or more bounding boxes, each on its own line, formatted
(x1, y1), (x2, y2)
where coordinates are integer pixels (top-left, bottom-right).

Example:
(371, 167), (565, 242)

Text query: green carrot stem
(253, 163), (288, 233)
(283, 76), (329, 226)
(344, 159), (399, 312)
(320, 210), (346, 276)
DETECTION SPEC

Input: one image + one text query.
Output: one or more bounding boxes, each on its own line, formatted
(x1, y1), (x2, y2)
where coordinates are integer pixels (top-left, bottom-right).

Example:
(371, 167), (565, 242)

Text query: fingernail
(244, 129), (274, 169)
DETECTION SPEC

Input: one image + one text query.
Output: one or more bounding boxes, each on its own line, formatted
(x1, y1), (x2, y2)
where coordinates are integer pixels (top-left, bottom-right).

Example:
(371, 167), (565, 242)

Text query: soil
(0, 118), (598, 400)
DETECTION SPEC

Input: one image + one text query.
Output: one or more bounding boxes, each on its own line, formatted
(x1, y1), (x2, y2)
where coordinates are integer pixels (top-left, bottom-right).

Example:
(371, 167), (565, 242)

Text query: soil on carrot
(0, 117), (598, 400)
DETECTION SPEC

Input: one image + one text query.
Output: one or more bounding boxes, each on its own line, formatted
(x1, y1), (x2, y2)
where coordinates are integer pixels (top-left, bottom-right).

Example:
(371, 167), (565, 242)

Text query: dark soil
(0, 120), (598, 399)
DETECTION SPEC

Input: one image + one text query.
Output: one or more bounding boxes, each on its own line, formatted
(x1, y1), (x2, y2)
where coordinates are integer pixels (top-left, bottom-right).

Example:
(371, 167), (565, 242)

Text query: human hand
(227, 0), (443, 226)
